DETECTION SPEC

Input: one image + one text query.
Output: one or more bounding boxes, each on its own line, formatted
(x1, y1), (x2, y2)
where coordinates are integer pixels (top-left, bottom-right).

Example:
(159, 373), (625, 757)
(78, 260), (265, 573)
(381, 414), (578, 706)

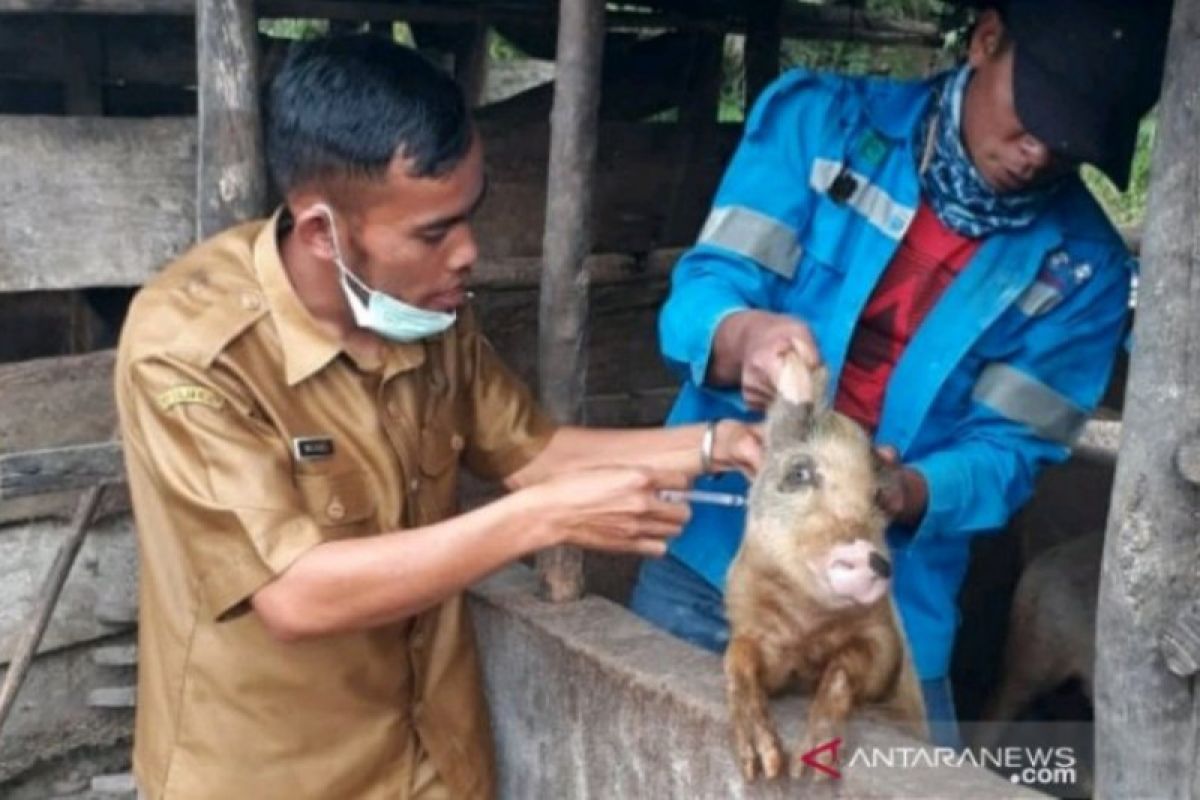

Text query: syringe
(658, 489), (748, 508)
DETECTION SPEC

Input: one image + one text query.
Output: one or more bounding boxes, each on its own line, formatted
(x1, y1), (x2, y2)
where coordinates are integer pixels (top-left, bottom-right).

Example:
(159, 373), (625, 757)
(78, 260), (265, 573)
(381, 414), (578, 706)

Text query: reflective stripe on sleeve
(698, 206), (802, 280)
(973, 363), (1086, 446)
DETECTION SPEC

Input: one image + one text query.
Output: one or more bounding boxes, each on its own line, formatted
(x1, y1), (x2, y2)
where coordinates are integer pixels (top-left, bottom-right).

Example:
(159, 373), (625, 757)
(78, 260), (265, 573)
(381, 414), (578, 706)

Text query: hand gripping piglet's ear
(724, 350), (928, 783)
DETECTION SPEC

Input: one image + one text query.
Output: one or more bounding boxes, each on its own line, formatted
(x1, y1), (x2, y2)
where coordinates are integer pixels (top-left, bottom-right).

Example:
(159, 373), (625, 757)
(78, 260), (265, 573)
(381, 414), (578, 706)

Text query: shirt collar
(252, 208), (428, 386)
(253, 208), (345, 386)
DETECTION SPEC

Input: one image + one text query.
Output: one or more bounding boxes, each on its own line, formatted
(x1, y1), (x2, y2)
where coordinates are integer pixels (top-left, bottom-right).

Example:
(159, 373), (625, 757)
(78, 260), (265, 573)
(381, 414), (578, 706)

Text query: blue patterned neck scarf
(918, 66), (1060, 238)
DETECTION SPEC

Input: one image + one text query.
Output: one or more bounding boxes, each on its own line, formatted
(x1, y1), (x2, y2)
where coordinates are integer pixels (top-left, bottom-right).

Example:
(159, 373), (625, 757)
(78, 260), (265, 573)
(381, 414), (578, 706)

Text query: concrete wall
(471, 565), (1043, 799)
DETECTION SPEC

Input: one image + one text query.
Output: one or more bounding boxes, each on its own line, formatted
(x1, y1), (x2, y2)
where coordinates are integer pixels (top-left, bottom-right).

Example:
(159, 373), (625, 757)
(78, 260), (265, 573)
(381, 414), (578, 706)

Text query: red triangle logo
(800, 737), (843, 780)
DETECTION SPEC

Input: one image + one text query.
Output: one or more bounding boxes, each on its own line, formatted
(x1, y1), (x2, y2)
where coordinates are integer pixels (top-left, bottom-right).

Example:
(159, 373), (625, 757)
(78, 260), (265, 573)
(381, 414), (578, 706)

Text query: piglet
(724, 353), (927, 781)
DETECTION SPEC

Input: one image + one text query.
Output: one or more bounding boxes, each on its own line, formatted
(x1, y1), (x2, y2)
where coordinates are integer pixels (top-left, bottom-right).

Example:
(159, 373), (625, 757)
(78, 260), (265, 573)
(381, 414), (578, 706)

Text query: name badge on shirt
(292, 436), (335, 462)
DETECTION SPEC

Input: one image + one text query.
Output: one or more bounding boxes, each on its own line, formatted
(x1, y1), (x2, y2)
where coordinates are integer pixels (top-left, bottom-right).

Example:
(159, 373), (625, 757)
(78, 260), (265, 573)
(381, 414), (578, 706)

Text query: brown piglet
(724, 353), (927, 782)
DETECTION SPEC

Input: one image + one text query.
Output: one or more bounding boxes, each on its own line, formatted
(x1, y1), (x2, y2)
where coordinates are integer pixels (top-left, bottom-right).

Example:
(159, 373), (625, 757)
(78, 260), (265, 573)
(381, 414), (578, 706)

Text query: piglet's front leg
(725, 635), (784, 781)
(792, 662), (857, 781)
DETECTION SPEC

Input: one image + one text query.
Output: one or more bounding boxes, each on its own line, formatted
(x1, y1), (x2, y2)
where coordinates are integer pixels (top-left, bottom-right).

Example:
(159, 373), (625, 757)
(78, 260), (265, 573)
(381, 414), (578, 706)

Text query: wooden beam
(0, 0), (942, 48)
(0, 442), (125, 500)
(535, 0), (605, 604)
(196, 0), (266, 238)
(0, 0), (191, 12)
(1094, 1), (1200, 797)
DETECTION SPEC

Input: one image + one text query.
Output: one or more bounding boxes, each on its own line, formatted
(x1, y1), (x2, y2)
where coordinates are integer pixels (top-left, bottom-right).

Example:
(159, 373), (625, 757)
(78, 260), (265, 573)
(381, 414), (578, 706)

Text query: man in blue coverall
(630, 0), (1173, 747)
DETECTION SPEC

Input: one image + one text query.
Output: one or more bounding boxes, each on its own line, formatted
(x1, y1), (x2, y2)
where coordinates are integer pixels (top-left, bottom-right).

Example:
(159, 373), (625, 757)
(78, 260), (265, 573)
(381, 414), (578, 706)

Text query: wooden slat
(86, 685), (135, 708)
(0, 115), (195, 292)
(0, 441), (124, 500)
(91, 772), (137, 795)
(91, 644), (138, 666)
(0, 350), (120, 522)
(0, 350), (116, 452)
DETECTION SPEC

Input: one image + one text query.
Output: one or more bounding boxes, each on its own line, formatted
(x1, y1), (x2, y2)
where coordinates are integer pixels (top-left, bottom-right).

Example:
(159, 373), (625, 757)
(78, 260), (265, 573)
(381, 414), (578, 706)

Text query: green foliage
(488, 30), (525, 62)
(1081, 115), (1156, 228)
(258, 19), (329, 39)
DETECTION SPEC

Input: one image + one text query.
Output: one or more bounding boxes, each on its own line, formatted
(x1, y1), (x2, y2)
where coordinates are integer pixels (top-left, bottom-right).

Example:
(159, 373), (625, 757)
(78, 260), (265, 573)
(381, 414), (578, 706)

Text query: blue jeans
(630, 554), (962, 749)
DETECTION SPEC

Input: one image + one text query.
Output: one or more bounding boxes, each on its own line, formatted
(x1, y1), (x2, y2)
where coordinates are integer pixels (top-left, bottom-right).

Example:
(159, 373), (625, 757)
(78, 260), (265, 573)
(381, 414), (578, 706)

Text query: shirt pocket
(417, 419), (465, 517)
(295, 469), (377, 538)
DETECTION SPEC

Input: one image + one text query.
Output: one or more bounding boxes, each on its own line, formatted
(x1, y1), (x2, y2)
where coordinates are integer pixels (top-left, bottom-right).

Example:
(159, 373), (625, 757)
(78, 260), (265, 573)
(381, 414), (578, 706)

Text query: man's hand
(526, 467), (692, 557)
(712, 420), (765, 478)
(710, 310), (821, 410)
(874, 446), (928, 526)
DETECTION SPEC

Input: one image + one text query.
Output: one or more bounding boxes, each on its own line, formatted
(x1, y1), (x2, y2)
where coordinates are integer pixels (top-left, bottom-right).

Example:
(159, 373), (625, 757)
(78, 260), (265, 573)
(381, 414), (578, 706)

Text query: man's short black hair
(265, 35), (471, 196)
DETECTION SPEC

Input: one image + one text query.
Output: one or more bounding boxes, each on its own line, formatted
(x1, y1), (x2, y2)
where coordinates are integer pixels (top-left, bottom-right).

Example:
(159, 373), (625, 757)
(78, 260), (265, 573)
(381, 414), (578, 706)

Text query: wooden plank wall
(0, 115), (734, 292)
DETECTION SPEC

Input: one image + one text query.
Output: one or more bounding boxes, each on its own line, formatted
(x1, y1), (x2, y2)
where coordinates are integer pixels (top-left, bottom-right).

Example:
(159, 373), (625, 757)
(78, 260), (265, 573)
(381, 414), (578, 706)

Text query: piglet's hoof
(732, 717), (784, 781)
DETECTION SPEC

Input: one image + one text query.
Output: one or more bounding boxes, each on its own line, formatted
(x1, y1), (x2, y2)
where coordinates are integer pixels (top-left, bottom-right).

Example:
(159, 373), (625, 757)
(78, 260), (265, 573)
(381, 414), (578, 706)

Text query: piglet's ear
(776, 350), (812, 405)
(766, 352), (827, 450)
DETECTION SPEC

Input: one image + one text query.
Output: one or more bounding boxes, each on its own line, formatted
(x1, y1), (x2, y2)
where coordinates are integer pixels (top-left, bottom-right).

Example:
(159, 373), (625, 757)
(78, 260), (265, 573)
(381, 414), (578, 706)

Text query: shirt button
(409, 478), (421, 493)
(326, 498), (346, 521)
(240, 292), (262, 310)
(450, 433), (464, 451)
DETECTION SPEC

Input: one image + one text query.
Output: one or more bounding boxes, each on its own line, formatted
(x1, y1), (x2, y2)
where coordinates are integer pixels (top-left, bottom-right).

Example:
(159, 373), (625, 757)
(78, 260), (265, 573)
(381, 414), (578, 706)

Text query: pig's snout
(823, 540), (891, 606)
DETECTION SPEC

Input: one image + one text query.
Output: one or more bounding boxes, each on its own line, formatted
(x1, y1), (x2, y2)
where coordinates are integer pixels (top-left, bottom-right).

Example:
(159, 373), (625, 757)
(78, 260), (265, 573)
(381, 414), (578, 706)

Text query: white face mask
(313, 203), (457, 343)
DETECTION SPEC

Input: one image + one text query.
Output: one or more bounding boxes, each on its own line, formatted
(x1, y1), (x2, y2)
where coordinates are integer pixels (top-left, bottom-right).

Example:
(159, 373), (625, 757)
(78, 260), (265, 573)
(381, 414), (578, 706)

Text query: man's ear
(967, 8), (1006, 68)
(292, 203), (338, 263)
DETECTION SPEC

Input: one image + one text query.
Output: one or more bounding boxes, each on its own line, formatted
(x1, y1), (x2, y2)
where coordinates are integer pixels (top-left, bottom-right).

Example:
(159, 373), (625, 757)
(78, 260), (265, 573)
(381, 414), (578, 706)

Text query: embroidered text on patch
(156, 385), (225, 412)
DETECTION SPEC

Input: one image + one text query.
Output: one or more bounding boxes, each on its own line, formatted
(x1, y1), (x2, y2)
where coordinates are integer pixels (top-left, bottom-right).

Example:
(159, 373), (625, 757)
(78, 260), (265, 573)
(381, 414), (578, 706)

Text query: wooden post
(663, 31), (724, 243)
(535, 0), (605, 603)
(451, 22), (489, 107)
(195, 0), (267, 239)
(1094, 1), (1200, 797)
(744, 0), (783, 112)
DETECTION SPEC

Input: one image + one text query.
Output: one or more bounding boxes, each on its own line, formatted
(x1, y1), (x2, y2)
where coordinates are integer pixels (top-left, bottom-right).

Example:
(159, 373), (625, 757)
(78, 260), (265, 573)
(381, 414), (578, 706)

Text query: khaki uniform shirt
(115, 212), (555, 799)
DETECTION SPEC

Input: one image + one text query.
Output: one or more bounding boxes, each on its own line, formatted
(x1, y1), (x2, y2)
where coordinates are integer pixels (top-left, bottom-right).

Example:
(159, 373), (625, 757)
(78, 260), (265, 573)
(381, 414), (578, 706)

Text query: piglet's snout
(824, 540), (891, 606)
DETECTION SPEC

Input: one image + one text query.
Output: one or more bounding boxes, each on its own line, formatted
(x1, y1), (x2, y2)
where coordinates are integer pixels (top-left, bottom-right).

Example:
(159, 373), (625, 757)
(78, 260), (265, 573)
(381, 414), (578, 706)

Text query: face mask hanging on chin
(313, 203), (457, 344)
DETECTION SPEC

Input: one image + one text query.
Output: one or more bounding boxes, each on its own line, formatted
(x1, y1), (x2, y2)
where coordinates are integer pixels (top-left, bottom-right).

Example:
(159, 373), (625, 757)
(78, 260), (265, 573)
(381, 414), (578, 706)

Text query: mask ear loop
(310, 202), (373, 300)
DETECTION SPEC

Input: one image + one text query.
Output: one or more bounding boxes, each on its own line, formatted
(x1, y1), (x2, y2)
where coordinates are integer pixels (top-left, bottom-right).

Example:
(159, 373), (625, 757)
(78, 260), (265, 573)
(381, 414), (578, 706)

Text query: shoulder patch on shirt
(156, 385), (225, 412)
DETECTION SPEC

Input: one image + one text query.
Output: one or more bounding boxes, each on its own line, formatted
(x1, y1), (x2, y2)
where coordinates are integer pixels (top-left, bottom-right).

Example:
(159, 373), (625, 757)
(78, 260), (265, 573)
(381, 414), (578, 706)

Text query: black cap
(1001, 0), (1172, 189)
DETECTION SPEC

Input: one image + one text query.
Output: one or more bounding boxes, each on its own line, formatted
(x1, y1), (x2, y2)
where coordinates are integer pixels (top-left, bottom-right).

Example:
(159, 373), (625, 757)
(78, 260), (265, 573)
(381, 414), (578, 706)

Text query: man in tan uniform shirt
(115, 35), (761, 799)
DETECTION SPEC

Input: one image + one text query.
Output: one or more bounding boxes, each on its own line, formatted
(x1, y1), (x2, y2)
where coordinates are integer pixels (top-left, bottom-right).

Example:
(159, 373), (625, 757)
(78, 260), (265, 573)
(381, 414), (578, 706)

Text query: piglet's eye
(779, 455), (821, 492)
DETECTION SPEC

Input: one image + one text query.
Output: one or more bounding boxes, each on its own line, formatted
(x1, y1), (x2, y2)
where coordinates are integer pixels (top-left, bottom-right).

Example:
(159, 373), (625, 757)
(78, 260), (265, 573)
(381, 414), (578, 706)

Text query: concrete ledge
(470, 565), (1042, 799)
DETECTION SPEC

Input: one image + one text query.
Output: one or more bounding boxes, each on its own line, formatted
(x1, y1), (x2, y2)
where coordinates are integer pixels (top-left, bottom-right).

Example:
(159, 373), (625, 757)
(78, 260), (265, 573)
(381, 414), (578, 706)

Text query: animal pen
(0, 0), (1195, 797)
